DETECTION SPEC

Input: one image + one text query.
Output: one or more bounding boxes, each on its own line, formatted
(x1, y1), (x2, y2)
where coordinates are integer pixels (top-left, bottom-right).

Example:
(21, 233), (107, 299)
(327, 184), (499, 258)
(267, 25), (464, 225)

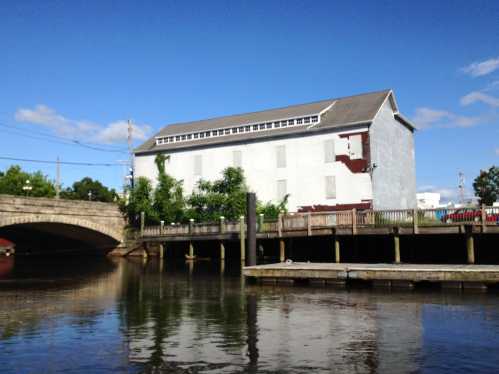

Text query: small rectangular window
(253, 125), (258, 131)
(181, 135), (186, 140)
(274, 122), (281, 128)
(169, 136), (174, 142)
(238, 126), (244, 133)
(245, 126), (250, 132)
(266, 123), (272, 129)
(187, 134), (192, 140)
(311, 116), (319, 123)
(260, 124), (266, 130)
(232, 128), (237, 134)
(225, 129), (230, 135)
(199, 133), (205, 138)
(288, 119), (295, 126)
(297, 118), (303, 124)
(175, 136), (181, 141)
(219, 130), (224, 136)
(212, 131), (218, 136)
(194, 133), (199, 139)
(281, 120), (287, 127)
(325, 176), (336, 199)
(276, 145), (286, 168)
(205, 131), (211, 138)
(233, 150), (242, 168)
(277, 179), (287, 201)
(194, 155), (202, 176)
(304, 117), (310, 124)
(324, 139), (335, 163)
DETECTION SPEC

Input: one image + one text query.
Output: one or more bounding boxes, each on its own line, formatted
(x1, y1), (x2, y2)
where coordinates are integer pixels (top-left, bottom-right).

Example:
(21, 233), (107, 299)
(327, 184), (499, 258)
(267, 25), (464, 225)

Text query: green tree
(257, 194), (289, 219)
(120, 177), (158, 226)
(153, 154), (185, 223)
(0, 165), (56, 197)
(473, 166), (499, 205)
(61, 177), (118, 202)
(186, 167), (248, 222)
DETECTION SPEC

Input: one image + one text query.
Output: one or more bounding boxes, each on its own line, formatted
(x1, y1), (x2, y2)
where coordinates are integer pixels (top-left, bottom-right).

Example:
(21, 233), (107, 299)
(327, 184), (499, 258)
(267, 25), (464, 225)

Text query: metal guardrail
(140, 205), (499, 238)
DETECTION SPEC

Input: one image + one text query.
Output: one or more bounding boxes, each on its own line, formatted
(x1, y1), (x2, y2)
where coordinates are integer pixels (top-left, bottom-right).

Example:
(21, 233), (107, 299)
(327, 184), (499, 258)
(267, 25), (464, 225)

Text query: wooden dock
(243, 262), (499, 289)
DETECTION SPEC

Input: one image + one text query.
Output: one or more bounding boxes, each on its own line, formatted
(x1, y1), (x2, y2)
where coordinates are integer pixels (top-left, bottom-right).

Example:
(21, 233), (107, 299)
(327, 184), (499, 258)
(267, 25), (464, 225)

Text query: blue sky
(0, 0), (498, 201)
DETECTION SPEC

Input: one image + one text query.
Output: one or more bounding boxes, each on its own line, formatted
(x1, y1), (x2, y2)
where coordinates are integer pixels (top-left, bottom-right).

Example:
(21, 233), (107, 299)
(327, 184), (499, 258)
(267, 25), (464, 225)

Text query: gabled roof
(135, 89), (410, 155)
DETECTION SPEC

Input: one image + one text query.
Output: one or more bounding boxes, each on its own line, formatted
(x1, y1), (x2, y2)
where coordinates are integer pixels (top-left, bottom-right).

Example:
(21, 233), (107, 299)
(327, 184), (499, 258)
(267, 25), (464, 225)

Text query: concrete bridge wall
(0, 194), (126, 246)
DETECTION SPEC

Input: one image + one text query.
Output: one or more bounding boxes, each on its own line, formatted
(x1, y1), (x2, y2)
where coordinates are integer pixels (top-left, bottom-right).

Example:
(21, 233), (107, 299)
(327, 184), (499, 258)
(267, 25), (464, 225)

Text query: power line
(0, 156), (122, 167)
(0, 122), (129, 153)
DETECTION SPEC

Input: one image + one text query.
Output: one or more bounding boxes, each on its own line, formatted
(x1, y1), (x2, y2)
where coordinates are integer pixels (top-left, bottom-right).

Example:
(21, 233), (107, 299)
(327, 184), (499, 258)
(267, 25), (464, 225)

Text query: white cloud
(412, 107), (481, 129)
(460, 91), (499, 108)
(461, 57), (499, 77)
(15, 105), (151, 144)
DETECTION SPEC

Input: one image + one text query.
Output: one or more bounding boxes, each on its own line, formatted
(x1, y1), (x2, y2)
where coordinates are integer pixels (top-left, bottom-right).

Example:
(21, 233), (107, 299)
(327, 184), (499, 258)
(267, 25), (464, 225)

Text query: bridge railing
(140, 205), (499, 238)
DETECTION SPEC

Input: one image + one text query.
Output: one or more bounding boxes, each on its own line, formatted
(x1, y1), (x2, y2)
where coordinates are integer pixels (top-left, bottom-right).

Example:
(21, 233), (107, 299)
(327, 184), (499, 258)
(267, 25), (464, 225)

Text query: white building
(416, 192), (442, 209)
(134, 90), (417, 212)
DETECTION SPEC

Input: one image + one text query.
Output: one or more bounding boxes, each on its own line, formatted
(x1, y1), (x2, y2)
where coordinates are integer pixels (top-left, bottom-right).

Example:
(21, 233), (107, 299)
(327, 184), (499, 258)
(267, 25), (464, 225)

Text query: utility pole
(55, 157), (61, 199)
(127, 119), (134, 189)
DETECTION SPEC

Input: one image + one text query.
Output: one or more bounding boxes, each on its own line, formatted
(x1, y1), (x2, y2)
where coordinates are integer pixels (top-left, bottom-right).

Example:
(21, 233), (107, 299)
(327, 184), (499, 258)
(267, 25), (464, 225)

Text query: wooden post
(258, 213), (264, 233)
(481, 204), (487, 232)
(277, 213), (283, 238)
(140, 211), (145, 237)
(160, 220), (165, 235)
(220, 241), (225, 260)
(352, 208), (357, 235)
(189, 241), (194, 258)
(279, 239), (285, 262)
(466, 225), (475, 264)
(219, 216), (225, 233)
(334, 236), (340, 263)
(189, 218), (194, 234)
(159, 243), (164, 259)
(239, 216), (245, 264)
(413, 209), (419, 234)
(246, 193), (257, 267)
(307, 211), (312, 236)
(394, 228), (400, 264)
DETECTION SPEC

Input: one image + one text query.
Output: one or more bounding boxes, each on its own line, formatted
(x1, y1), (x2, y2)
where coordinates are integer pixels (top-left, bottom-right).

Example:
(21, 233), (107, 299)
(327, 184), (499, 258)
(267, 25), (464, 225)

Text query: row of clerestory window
(155, 115), (319, 146)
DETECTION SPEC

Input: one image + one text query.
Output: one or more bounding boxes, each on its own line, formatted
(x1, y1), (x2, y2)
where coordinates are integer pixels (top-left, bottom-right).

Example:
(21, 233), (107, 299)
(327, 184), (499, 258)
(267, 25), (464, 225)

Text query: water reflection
(1, 258), (499, 373)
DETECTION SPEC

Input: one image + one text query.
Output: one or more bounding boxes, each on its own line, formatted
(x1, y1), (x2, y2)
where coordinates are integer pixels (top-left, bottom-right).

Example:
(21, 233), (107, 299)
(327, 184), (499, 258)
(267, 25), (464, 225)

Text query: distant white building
(134, 90), (417, 212)
(416, 192), (441, 209)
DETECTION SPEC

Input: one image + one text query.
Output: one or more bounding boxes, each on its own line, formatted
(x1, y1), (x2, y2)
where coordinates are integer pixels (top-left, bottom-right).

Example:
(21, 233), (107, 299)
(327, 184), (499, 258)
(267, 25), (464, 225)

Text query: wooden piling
(258, 213), (264, 233)
(246, 193), (257, 266)
(279, 239), (285, 262)
(220, 241), (225, 260)
(189, 242), (194, 258)
(240, 216), (246, 263)
(466, 225), (475, 264)
(334, 236), (340, 263)
(413, 209), (419, 234)
(394, 228), (401, 264)
(352, 208), (357, 235)
(159, 243), (164, 259)
(140, 211), (145, 237)
(307, 212), (312, 236)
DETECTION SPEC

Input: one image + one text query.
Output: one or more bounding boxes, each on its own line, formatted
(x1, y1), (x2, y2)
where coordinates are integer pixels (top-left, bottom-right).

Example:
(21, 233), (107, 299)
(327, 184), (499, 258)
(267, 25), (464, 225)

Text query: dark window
(266, 123), (272, 129)
(212, 131), (218, 136)
(169, 136), (174, 142)
(194, 133), (199, 139)
(288, 119), (295, 126)
(281, 120), (287, 127)
(187, 134), (192, 140)
(181, 135), (186, 140)
(245, 125), (250, 132)
(311, 116), (319, 123)
(304, 117), (311, 124)
(200, 133), (205, 138)
(219, 130), (224, 136)
(225, 129), (230, 135)
(297, 118), (303, 124)
(205, 131), (211, 137)
(260, 124), (266, 130)
(175, 136), (181, 141)
(274, 122), (281, 128)
(253, 125), (258, 131)
(232, 128), (237, 134)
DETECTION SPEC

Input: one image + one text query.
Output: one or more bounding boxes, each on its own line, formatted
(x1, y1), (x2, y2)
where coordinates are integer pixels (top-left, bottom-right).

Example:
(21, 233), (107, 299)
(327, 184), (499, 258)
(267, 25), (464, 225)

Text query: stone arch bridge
(0, 194), (125, 254)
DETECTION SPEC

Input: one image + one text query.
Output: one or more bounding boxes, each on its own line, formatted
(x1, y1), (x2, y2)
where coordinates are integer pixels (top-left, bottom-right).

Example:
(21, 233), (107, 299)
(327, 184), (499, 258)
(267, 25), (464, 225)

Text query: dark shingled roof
(135, 89), (400, 154)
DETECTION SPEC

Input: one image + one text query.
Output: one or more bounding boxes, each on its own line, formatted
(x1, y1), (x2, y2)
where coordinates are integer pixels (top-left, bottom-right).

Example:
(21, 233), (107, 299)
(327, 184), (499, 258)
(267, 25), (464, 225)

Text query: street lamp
(22, 180), (32, 196)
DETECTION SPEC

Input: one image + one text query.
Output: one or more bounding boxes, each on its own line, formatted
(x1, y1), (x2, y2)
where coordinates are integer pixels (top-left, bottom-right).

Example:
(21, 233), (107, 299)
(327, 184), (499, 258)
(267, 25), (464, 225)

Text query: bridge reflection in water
(2, 258), (499, 373)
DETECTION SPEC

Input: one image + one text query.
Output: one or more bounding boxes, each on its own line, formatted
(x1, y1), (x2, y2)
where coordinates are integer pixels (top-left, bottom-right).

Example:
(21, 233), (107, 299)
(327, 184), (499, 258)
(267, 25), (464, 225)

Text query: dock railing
(140, 205), (499, 238)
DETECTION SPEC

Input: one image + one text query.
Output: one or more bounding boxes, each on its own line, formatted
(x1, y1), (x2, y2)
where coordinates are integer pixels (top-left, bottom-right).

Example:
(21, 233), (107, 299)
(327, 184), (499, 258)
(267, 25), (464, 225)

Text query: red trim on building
(336, 131), (370, 173)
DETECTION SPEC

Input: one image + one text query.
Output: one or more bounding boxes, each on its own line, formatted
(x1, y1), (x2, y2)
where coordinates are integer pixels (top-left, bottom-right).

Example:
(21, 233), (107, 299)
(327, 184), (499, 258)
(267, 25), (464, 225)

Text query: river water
(1, 256), (499, 374)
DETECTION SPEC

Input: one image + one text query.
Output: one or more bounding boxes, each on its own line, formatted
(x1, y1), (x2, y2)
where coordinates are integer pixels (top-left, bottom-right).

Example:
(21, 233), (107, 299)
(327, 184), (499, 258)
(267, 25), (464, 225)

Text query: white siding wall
(134, 129), (372, 212)
(369, 99), (417, 209)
